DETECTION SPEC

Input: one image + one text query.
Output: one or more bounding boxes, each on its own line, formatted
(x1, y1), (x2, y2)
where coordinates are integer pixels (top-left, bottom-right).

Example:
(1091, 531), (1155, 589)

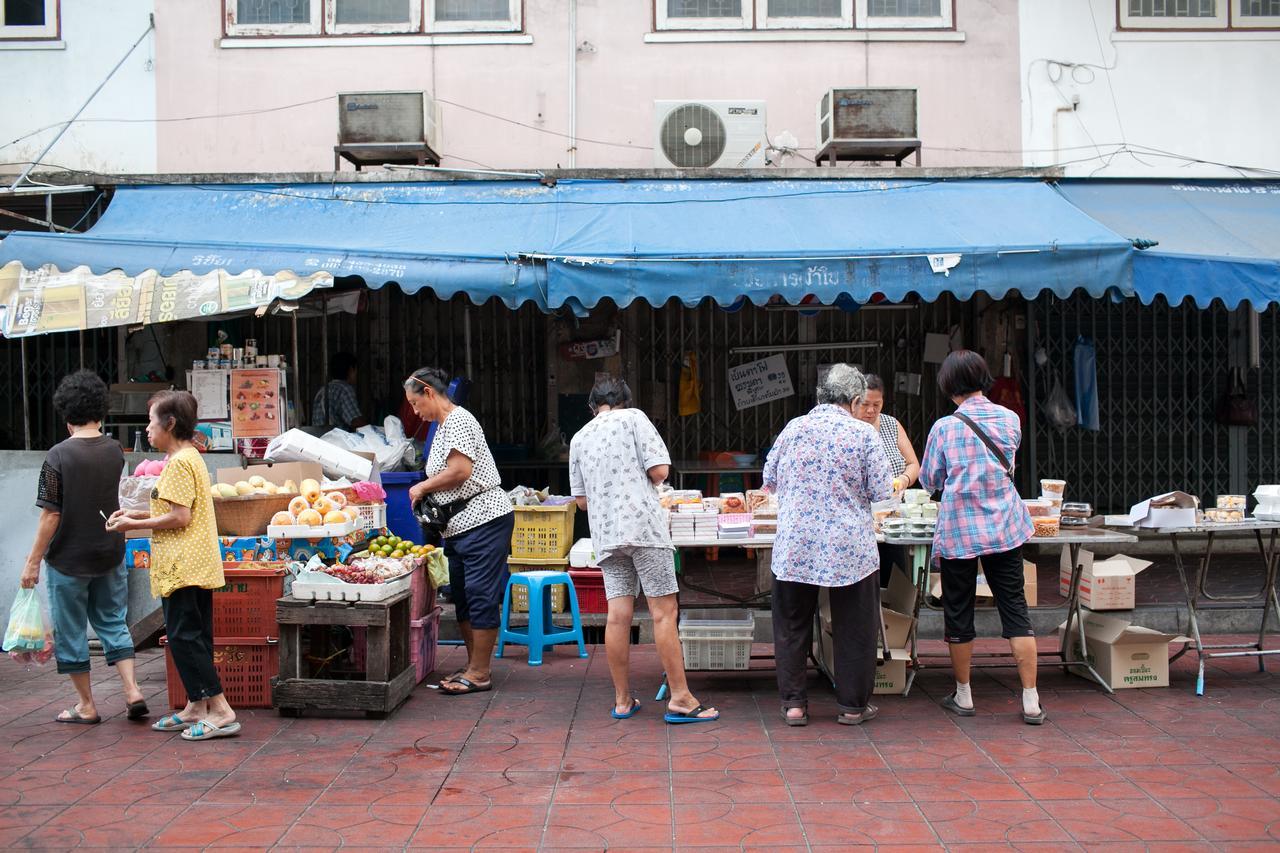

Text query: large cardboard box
(1110, 491), (1199, 530)
(818, 583), (915, 650)
(215, 461), (324, 490)
(1057, 612), (1188, 689)
(813, 625), (910, 696)
(929, 560), (1038, 607)
(1059, 549), (1152, 611)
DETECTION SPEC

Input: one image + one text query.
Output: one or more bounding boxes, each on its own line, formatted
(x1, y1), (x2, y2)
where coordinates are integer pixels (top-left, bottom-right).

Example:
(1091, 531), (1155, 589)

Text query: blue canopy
(1056, 180), (1280, 310)
(0, 178), (1133, 324)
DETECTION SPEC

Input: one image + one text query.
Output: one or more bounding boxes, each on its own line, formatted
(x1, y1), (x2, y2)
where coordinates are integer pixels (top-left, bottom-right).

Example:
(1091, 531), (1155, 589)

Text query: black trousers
(940, 545), (1034, 644)
(773, 572), (881, 714)
(162, 586), (223, 701)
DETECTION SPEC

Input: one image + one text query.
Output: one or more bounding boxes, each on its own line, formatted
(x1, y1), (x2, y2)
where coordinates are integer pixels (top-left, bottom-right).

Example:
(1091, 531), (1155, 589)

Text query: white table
(883, 529), (1139, 694)
(1137, 519), (1280, 695)
(671, 536), (775, 605)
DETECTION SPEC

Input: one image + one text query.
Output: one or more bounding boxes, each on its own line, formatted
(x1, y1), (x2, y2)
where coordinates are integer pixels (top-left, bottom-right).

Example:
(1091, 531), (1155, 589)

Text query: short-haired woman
(763, 364), (893, 726)
(405, 368), (514, 696)
(108, 390), (239, 740)
(855, 373), (921, 585)
(22, 370), (147, 724)
(919, 350), (1041, 725)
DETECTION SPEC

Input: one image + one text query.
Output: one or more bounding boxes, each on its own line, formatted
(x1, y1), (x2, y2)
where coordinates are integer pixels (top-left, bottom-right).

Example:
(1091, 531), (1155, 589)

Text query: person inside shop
(855, 373), (921, 586)
(763, 364), (893, 727)
(404, 367), (514, 696)
(919, 350), (1042, 725)
(311, 352), (369, 431)
(108, 390), (240, 740)
(21, 370), (148, 725)
(569, 377), (719, 724)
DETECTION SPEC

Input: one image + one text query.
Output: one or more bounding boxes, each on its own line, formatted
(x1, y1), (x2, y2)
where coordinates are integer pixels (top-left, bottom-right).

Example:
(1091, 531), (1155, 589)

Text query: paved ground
(2, 636), (1279, 851)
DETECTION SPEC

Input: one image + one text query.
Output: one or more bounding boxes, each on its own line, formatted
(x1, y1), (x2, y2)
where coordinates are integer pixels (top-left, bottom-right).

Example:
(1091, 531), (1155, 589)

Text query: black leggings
(163, 586), (223, 701)
(940, 546), (1034, 644)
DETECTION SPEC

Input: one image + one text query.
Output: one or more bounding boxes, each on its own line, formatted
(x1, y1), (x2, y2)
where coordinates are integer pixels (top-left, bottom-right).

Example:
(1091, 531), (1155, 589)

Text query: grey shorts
(598, 546), (679, 600)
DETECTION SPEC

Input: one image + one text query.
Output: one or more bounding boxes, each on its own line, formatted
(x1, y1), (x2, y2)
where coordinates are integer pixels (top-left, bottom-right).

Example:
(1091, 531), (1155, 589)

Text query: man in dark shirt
(22, 370), (148, 724)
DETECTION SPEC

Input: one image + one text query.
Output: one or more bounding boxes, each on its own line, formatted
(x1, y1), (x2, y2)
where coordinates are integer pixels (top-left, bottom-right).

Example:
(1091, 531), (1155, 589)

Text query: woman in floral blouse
(763, 364), (893, 727)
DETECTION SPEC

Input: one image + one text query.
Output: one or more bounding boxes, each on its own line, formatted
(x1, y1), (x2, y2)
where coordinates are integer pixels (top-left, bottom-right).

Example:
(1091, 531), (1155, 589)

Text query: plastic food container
(1216, 495), (1246, 510)
(1040, 479), (1067, 496)
(1061, 502), (1092, 518)
(1025, 499), (1053, 517)
(1060, 515), (1089, 528)
(1032, 516), (1060, 537)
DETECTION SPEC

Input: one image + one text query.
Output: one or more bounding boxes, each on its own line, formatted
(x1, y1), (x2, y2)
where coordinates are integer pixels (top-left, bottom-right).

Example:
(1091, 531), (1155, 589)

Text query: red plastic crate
(214, 564), (287, 637)
(160, 636), (278, 709)
(570, 569), (608, 614)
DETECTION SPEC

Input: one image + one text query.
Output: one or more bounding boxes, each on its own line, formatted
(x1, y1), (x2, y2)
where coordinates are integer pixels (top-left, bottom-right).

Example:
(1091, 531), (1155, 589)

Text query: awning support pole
(291, 310), (302, 427)
(21, 338), (31, 451)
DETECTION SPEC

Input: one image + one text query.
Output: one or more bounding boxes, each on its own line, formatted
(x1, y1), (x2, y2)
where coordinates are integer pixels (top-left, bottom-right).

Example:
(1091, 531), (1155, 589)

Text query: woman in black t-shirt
(22, 370), (148, 725)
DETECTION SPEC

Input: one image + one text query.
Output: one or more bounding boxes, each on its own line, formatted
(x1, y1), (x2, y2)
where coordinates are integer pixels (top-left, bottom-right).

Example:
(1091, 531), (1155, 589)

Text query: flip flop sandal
(181, 719), (242, 741)
(56, 708), (101, 725)
(837, 704), (879, 726)
(664, 704), (720, 724)
(781, 707), (809, 727)
(1022, 708), (1047, 726)
(426, 670), (469, 690)
(941, 693), (977, 718)
(439, 676), (492, 696)
(611, 698), (642, 719)
(151, 713), (191, 732)
(126, 700), (150, 721)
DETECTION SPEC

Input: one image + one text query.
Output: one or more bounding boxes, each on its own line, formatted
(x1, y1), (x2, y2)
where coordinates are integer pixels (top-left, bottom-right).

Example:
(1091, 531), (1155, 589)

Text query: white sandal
(181, 718), (242, 741)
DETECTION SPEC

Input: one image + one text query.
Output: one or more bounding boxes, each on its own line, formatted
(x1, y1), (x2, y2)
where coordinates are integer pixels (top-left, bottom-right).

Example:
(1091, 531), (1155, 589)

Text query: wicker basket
(213, 494), (293, 536)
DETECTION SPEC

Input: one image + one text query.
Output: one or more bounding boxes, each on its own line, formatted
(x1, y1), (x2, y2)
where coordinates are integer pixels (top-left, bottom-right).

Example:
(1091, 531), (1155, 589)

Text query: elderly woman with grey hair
(762, 364), (894, 726)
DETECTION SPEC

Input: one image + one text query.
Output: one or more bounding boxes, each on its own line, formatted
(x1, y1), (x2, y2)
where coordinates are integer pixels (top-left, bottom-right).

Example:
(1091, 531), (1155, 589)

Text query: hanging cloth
(678, 352), (702, 417)
(1073, 336), (1100, 431)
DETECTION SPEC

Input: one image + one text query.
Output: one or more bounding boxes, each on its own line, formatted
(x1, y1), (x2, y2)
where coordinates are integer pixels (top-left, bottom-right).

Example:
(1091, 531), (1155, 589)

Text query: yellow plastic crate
(507, 557), (569, 613)
(510, 503), (576, 560)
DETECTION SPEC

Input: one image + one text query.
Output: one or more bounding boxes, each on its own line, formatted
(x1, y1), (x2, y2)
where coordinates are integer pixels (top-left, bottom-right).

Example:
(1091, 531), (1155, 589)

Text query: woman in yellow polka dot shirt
(108, 390), (239, 741)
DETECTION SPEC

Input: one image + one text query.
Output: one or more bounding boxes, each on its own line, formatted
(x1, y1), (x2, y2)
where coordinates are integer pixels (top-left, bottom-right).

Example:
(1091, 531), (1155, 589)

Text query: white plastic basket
(351, 502), (387, 532)
(678, 608), (754, 671)
(289, 570), (411, 602)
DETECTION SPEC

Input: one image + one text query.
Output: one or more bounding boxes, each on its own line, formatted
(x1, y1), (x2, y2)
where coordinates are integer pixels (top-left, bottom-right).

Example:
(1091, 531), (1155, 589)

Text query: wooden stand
(273, 590), (415, 718)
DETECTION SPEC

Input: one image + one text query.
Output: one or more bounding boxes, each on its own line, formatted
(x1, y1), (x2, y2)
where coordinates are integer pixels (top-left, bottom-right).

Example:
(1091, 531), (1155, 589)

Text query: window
(760, 0), (853, 29)
(857, 0), (950, 29)
(1, 0), (58, 39)
(1235, 0), (1280, 26)
(1120, 0), (1280, 27)
(226, 0), (519, 36)
(657, 0), (753, 30)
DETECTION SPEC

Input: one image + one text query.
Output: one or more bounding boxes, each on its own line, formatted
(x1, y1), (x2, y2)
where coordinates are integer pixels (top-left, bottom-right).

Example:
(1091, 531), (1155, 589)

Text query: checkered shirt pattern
(919, 395), (1033, 561)
(311, 380), (362, 429)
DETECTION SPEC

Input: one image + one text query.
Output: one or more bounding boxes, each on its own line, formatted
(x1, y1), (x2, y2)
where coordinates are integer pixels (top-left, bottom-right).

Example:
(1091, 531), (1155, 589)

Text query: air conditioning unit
(337, 91), (441, 152)
(654, 100), (767, 169)
(816, 88), (920, 165)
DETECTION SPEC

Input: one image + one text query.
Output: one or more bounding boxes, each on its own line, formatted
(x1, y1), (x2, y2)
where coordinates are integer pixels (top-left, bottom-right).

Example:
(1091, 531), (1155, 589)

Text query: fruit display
(210, 476), (301, 500)
(132, 459), (167, 477)
(268, 490), (358, 536)
(322, 555), (417, 584)
(359, 533), (435, 561)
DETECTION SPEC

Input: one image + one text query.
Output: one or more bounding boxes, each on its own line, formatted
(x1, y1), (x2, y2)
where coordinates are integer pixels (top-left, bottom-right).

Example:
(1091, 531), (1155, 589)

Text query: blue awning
(0, 178), (1134, 331)
(1056, 180), (1280, 310)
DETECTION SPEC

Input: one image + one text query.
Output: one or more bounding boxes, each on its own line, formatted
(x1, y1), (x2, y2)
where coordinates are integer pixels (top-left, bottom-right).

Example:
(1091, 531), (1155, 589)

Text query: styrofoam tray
(290, 570), (411, 602)
(267, 520), (357, 540)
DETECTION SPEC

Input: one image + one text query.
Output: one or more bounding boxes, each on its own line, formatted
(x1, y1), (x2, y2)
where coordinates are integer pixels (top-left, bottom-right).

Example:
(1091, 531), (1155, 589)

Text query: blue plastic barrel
(381, 470), (425, 542)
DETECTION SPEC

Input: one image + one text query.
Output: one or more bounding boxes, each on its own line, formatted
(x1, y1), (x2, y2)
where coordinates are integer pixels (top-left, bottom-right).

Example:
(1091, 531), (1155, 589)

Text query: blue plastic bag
(1073, 336), (1100, 431)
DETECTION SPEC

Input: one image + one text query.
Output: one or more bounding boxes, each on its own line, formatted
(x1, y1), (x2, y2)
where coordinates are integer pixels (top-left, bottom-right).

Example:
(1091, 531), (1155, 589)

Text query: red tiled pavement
(1, 632), (1278, 851)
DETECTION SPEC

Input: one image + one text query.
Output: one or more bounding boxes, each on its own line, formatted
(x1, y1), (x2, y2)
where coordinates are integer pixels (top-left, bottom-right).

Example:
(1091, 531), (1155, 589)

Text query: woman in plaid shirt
(919, 351), (1042, 725)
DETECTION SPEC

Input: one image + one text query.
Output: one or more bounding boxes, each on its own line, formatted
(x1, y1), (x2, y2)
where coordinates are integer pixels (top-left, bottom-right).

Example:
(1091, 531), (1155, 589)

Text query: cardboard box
(215, 461), (323, 490)
(218, 536), (277, 562)
(1057, 612), (1188, 689)
(813, 625), (911, 695)
(1059, 548), (1152, 611)
(818, 579), (916, 650)
(124, 538), (151, 570)
(1111, 491), (1199, 530)
(929, 561), (1037, 607)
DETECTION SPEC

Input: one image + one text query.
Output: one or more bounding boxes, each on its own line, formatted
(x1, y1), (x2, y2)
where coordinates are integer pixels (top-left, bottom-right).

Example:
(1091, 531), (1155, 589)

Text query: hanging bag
(1216, 367), (1258, 427)
(4, 588), (53, 666)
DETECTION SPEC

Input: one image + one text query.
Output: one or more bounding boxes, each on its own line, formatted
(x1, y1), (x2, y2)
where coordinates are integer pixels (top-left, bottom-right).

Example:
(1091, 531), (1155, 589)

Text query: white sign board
(188, 369), (230, 420)
(728, 355), (794, 410)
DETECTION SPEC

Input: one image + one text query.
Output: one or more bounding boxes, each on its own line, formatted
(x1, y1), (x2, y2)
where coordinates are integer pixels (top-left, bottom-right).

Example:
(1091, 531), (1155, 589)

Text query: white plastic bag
(118, 476), (159, 512)
(1044, 378), (1077, 431)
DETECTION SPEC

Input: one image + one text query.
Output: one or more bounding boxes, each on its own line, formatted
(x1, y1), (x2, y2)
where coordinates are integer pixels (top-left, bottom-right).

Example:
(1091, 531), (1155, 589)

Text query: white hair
(817, 363), (867, 406)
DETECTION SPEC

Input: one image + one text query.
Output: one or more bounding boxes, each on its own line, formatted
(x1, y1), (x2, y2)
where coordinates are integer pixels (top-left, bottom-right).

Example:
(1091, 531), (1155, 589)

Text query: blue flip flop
(151, 713), (190, 732)
(611, 698), (641, 719)
(664, 704), (720, 724)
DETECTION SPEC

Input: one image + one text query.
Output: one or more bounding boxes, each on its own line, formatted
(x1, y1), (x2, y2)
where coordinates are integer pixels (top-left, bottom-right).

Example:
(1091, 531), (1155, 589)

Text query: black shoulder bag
(929, 412), (1015, 501)
(413, 492), (476, 543)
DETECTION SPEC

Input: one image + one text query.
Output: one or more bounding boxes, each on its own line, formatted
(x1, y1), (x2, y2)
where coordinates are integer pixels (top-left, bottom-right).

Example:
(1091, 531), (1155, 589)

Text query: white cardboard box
(1059, 548), (1152, 611)
(1057, 612), (1188, 689)
(1111, 491), (1199, 530)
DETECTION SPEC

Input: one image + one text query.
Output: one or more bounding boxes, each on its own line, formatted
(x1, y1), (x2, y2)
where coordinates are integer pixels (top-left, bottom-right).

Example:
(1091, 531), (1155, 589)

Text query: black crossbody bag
(413, 492), (478, 541)
(930, 412), (1015, 501)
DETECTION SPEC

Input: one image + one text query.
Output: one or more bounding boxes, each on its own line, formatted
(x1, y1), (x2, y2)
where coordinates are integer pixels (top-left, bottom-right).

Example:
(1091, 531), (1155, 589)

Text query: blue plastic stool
(496, 571), (588, 666)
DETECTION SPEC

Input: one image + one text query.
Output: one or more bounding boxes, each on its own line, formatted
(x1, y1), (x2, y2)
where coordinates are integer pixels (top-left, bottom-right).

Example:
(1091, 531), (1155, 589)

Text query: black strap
(953, 412), (1014, 481)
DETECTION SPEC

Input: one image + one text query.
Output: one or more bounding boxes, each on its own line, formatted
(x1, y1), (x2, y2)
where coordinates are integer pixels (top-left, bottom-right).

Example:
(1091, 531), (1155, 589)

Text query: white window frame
(758, 0), (853, 29)
(1233, 0), (1280, 26)
(427, 0), (522, 33)
(657, 1), (753, 30)
(1119, 0), (1228, 28)
(326, 0), (422, 34)
(855, 0), (951, 29)
(0, 0), (59, 39)
(225, 0), (323, 36)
